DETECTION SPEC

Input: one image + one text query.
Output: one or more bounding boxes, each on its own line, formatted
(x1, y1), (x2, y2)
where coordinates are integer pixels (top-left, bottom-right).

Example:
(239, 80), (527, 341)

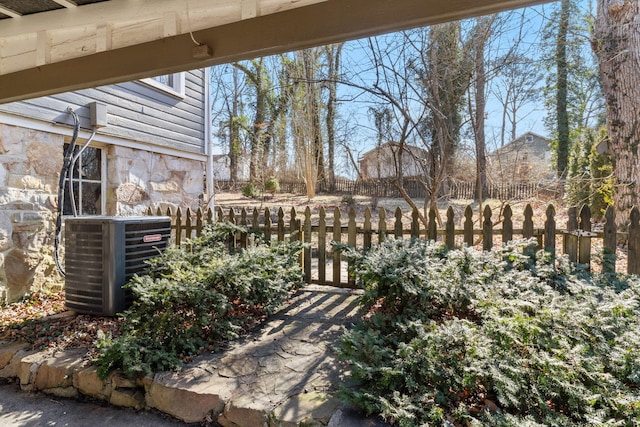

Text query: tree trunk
(594, 0), (640, 228)
(303, 49), (325, 191)
(556, 0), (570, 178)
(325, 44), (342, 192)
(229, 67), (240, 182)
(473, 16), (492, 201)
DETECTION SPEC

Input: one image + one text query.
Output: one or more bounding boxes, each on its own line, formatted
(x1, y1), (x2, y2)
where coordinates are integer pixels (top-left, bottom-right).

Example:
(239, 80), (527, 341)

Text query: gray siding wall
(0, 70), (206, 156)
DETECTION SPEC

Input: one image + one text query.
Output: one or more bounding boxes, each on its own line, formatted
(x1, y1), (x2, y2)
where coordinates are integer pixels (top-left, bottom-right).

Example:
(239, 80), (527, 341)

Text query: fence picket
(304, 207), (312, 283)
(464, 205), (474, 247)
(318, 207), (327, 284)
(175, 208), (183, 247)
(502, 204), (513, 244)
(411, 209), (420, 239)
(364, 208), (372, 249)
(603, 206), (616, 274)
(483, 205), (493, 251)
(629, 207), (640, 275)
(428, 207), (437, 241)
(544, 205), (556, 256)
(240, 208), (248, 248)
(333, 208), (342, 286)
(348, 207), (357, 288)
(445, 207), (455, 249)
(264, 208), (272, 241)
(578, 205), (592, 267)
(252, 208), (259, 236)
(185, 208), (193, 241)
(523, 204), (534, 240)
(394, 207), (403, 238)
(378, 208), (387, 243)
(196, 208), (204, 237)
(278, 208), (285, 242)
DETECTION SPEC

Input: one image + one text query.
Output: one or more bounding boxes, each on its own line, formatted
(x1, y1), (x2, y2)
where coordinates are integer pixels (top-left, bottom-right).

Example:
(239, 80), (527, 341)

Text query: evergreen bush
(264, 176), (280, 196)
(242, 182), (261, 199)
(95, 222), (303, 379)
(338, 238), (640, 426)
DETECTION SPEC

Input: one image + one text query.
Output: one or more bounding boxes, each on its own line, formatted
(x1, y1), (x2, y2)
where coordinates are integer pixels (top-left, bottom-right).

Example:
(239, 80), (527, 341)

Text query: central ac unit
(64, 216), (171, 316)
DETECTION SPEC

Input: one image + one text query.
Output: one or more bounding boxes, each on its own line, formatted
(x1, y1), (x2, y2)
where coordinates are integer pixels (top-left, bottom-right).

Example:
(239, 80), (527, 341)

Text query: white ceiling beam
(241, 0), (258, 20)
(96, 24), (113, 52)
(163, 11), (179, 37)
(51, 0), (78, 9)
(36, 30), (51, 66)
(0, 0), (323, 38)
(0, 0), (220, 37)
(0, 6), (21, 18)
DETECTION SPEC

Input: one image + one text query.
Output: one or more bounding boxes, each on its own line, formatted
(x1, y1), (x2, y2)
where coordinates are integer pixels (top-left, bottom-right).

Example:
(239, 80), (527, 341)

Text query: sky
(209, 0), (599, 177)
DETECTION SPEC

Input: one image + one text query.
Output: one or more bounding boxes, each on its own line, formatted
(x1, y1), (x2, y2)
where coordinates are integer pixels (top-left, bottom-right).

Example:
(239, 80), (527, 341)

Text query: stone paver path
(0, 285), (391, 426)
(151, 284), (382, 426)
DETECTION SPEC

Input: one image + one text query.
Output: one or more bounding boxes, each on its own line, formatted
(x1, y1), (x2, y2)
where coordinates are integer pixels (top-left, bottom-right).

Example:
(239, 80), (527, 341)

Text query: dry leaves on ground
(0, 291), (122, 361)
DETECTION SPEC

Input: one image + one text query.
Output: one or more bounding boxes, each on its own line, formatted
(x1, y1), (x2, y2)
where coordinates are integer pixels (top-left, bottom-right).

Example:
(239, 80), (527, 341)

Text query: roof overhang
(0, 0), (554, 104)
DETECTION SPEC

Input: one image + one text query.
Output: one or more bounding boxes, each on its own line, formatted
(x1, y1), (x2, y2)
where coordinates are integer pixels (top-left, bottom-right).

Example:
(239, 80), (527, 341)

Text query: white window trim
(63, 142), (107, 216)
(141, 72), (186, 98)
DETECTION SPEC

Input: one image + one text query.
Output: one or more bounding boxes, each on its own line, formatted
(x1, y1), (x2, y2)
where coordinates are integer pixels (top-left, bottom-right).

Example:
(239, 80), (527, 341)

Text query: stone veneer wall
(0, 123), (206, 304)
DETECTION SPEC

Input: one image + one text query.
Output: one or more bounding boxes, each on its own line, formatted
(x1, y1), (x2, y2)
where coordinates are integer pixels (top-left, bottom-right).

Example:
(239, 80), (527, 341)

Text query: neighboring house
(0, 70), (212, 303)
(487, 132), (554, 184)
(212, 154), (251, 181)
(359, 142), (428, 179)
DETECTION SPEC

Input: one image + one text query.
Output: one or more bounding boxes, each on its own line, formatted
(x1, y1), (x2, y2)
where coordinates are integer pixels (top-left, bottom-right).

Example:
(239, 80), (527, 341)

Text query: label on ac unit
(143, 234), (163, 243)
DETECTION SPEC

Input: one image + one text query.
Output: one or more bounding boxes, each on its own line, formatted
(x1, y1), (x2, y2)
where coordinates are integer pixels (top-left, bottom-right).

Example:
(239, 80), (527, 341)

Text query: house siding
(359, 143), (428, 179)
(487, 132), (554, 184)
(0, 70), (206, 155)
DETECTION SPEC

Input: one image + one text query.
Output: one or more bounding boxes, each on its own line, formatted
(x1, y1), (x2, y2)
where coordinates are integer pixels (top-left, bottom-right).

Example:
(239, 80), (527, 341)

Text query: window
(141, 73), (185, 98)
(525, 135), (534, 143)
(63, 143), (106, 216)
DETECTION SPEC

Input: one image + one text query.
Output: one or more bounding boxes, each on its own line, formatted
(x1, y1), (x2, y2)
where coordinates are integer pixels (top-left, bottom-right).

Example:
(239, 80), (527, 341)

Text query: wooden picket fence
(147, 203), (640, 287)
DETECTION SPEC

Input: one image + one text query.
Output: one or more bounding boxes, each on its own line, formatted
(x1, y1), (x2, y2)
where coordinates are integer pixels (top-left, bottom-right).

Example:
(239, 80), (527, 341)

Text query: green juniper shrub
(337, 238), (640, 426)
(242, 182), (261, 199)
(95, 222), (304, 379)
(264, 177), (280, 196)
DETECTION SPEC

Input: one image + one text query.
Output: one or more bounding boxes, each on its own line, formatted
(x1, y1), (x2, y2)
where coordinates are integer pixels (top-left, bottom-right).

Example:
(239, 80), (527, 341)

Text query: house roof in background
(489, 132), (552, 156)
(360, 142), (429, 160)
(0, 0), (553, 104)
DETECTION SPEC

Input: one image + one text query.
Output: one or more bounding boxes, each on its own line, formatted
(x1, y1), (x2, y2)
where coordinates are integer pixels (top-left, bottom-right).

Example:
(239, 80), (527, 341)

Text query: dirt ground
(213, 191), (567, 230)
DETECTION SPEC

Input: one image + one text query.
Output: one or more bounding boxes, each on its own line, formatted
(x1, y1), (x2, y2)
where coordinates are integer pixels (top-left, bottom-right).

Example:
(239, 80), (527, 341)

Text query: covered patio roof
(0, 0), (553, 104)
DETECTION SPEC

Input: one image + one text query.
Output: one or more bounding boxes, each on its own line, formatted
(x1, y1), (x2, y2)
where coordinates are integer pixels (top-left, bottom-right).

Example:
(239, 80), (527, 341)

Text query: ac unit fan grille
(64, 217), (171, 316)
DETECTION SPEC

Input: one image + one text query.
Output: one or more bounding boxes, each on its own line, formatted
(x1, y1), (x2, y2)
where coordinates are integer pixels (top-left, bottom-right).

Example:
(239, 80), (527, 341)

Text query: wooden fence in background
(215, 179), (541, 200)
(147, 204), (640, 287)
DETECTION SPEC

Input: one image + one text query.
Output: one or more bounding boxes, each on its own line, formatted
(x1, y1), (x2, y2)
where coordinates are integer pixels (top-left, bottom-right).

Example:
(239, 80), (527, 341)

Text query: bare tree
(468, 15), (496, 202)
(418, 22), (473, 212)
(324, 43), (343, 191)
(492, 56), (543, 147)
(209, 64), (249, 183)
